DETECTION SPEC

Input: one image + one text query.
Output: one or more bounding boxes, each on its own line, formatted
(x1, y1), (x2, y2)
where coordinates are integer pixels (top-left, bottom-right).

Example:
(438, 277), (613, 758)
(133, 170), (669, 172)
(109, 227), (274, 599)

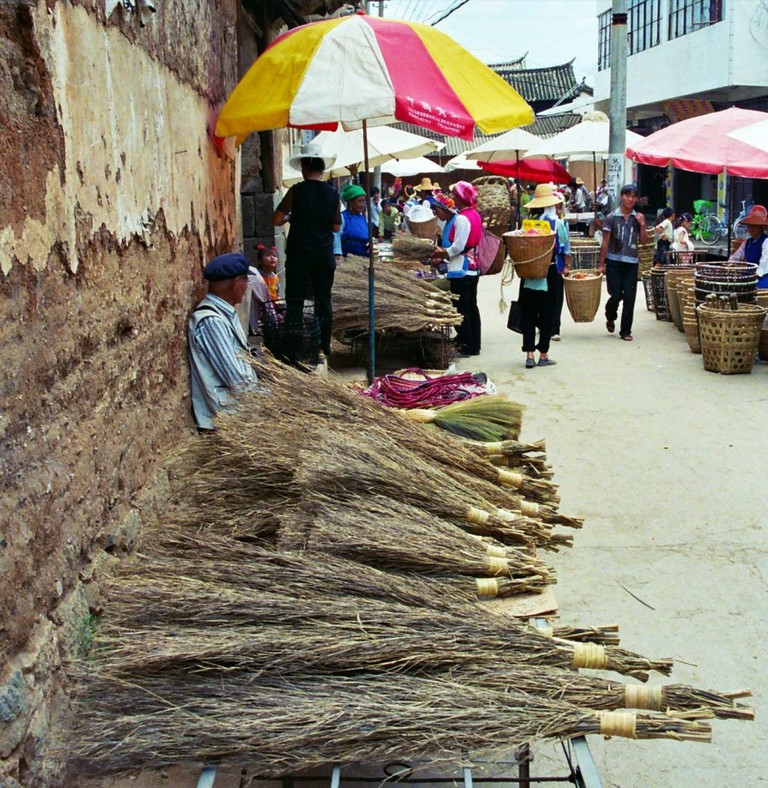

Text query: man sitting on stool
(188, 253), (262, 431)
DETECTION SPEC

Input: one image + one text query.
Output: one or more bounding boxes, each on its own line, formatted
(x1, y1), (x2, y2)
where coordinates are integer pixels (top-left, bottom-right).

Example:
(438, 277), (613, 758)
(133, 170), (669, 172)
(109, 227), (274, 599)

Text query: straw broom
(332, 256), (461, 335)
(392, 235), (436, 261)
(282, 492), (555, 587)
(67, 671), (714, 779)
(90, 587), (674, 680)
(436, 665), (753, 721)
(290, 426), (552, 549)
(146, 524), (539, 605)
(539, 622), (621, 646)
(402, 395), (524, 443)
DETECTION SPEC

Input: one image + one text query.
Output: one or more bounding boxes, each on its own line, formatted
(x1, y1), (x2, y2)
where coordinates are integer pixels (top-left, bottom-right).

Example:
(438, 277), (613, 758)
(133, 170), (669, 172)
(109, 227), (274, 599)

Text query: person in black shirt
(273, 142), (341, 361)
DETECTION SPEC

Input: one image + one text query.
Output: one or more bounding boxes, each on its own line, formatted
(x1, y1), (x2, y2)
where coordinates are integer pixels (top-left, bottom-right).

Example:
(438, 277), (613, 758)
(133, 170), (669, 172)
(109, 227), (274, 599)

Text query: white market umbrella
(282, 126), (444, 186)
(381, 156), (445, 177)
(313, 125), (444, 177)
(727, 119), (768, 153)
(444, 153), (482, 172)
(523, 113), (644, 160)
(464, 127), (541, 162)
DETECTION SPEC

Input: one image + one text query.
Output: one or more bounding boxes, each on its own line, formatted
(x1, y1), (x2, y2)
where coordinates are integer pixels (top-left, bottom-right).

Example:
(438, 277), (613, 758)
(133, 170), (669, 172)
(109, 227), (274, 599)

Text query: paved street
(454, 275), (767, 787)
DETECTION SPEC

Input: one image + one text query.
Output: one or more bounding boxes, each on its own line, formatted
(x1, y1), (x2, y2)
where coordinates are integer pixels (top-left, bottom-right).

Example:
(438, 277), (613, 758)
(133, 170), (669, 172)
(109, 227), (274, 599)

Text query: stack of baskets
(694, 262), (758, 305)
(697, 299), (766, 374)
(502, 232), (555, 278)
(664, 267), (695, 332)
(563, 270), (603, 322)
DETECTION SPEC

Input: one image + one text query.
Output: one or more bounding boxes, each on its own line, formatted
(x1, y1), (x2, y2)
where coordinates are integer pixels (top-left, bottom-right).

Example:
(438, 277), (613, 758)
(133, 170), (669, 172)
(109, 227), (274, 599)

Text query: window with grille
(669, 0), (724, 40)
(629, 0), (661, 54)
(598, 9), (611, 71)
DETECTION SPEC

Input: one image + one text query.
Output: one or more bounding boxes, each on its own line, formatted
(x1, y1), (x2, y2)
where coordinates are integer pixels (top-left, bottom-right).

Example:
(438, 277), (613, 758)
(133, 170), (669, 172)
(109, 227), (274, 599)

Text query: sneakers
(537, 357), (557, 367)
(551, 334), (561, 341)
(525, 357), (536, 369)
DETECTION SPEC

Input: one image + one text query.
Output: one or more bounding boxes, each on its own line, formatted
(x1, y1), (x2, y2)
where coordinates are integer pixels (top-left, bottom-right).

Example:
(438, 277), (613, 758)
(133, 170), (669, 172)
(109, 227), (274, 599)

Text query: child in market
(248, 245), (284, 337)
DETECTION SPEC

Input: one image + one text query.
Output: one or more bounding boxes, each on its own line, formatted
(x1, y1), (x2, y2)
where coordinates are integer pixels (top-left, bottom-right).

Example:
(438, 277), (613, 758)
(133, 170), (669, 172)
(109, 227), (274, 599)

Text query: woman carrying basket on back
(429, 182), (483, 356)
(518, 184), (570, 368)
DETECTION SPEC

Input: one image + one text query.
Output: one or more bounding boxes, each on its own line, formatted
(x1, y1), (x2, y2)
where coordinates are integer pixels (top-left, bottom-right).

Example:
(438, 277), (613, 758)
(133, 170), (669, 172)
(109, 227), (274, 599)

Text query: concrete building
(593, 0), (768, 213)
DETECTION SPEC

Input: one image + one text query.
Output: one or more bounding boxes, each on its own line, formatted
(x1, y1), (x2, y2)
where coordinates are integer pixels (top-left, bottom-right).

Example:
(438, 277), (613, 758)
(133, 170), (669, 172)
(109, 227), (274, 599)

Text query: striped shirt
(192, 295), (255, 390)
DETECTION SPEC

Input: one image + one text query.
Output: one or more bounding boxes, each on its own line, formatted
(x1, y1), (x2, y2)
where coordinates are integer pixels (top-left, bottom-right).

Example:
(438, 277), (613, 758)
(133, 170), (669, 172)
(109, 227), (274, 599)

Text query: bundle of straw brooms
(332, 255), (461, 336)
(65, 356), (753, 779)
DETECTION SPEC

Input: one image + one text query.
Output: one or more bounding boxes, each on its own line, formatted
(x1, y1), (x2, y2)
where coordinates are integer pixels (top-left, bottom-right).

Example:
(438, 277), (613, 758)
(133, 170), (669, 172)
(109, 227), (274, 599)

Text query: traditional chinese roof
(491, 60), (591, 107)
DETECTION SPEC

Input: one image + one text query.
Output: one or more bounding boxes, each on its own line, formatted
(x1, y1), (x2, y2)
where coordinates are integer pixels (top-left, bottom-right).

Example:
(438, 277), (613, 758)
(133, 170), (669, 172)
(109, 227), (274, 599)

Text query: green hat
(341, 183), (365, 203)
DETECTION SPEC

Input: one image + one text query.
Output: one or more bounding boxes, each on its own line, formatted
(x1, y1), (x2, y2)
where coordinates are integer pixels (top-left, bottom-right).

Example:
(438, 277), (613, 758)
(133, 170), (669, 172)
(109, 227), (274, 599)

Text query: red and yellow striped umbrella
(216, 11), (533, 141)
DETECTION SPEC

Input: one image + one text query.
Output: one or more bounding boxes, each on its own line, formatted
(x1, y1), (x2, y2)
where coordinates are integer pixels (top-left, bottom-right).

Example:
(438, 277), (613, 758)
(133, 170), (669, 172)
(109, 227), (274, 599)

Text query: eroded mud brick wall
(0, 1), (240, 783)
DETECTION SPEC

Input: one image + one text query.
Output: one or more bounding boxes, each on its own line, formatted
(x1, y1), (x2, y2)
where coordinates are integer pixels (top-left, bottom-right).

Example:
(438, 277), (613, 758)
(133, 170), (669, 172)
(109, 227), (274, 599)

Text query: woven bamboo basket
(407, 216), (438, 240)
(641, 270), (654, 312)
(483, 227), (508, 277)
(571, 247), (601, 271)
(503, 233), (554, 278)
(651, 269), (671, 321)
(698, 303), (766, 374)
(683, 311), (702, 353)
(665, 269), (694, 332)
(758, 291), (768, 360)
(694, 262), (758, 305)
(473, 175), (512, 228)
(637, 242), (655, 279)
(568, 236), (600, 248)
(563, 270), (602, 322)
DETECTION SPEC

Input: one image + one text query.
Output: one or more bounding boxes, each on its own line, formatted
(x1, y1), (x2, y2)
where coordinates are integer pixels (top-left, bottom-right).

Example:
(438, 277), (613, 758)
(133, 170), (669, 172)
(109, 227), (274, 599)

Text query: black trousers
(285, 247), (336, 357)
(604, 259), (638, 338)
(520, 286), (554, 354)
(450, 275), (481, 353)
(548, 264), (564, 335)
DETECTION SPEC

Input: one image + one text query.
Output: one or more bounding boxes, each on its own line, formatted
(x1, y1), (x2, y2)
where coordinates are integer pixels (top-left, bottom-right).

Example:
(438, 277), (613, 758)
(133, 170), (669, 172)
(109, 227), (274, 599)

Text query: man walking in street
(598, 184), (650, 341)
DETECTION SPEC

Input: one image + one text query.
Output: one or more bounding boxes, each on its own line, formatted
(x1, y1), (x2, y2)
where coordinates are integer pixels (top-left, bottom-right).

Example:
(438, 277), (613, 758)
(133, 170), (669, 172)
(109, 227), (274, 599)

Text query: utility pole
(607, 0), (628, 202)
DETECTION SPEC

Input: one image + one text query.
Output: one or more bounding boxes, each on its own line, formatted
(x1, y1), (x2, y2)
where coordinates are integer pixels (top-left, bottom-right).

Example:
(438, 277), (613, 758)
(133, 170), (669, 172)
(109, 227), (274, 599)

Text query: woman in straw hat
(414, 176), (440, 199)
(430, 182), (483, 355)
(273, 142), (341, 362)
(728, 204), (768, 288)
(518, 183), (571, 367)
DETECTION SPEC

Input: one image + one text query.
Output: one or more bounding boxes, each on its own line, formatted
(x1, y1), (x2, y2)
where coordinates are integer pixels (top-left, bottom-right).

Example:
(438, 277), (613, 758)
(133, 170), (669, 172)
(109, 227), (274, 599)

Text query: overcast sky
(376, 0), (600, 85)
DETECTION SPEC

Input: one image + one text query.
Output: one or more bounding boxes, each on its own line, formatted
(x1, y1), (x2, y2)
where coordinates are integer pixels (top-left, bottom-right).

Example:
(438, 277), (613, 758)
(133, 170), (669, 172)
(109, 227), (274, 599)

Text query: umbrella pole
(515, 151), (521, 229)
(726, 171), (733, 259)
(364, 119), (376, 383)
(592, 152), (598, 221)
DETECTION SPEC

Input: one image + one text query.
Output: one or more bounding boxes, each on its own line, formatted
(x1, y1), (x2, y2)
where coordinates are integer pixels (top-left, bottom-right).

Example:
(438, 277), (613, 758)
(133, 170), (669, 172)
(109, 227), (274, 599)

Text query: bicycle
(690, 199), (722, 245)
(732, 197), (754, 240)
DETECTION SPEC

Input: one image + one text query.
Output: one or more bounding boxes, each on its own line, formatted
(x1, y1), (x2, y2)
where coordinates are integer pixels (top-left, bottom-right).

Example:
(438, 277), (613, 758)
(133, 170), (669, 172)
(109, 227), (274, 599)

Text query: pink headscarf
(451, 180), (478, 207)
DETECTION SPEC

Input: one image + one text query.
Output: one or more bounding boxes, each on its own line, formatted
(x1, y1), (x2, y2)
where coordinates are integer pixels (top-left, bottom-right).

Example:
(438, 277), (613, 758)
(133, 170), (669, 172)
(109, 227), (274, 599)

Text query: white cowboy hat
(287, 141), (336, 172)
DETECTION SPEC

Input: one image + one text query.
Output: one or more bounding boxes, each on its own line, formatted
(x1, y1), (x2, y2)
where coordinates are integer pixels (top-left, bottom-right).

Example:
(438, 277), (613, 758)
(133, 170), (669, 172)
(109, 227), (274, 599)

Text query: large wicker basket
(483, 226), (508, 277)
(563, 270), (602, 322)
(503, 232), (554, 279)
(651, 269), (671, 321)
(642, 270), (654, 312)
(407, 215), (438, 240)
(698, 303), (766, 374)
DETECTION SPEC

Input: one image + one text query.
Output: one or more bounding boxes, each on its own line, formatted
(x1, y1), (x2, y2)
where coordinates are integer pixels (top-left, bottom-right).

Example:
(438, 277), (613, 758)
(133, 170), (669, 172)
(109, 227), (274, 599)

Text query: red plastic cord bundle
(360, 368), (489, 409)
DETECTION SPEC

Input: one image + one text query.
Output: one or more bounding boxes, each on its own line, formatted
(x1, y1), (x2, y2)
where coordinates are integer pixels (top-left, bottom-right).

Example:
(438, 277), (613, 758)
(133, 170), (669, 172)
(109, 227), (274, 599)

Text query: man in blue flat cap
(188, 253), (261, 430)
